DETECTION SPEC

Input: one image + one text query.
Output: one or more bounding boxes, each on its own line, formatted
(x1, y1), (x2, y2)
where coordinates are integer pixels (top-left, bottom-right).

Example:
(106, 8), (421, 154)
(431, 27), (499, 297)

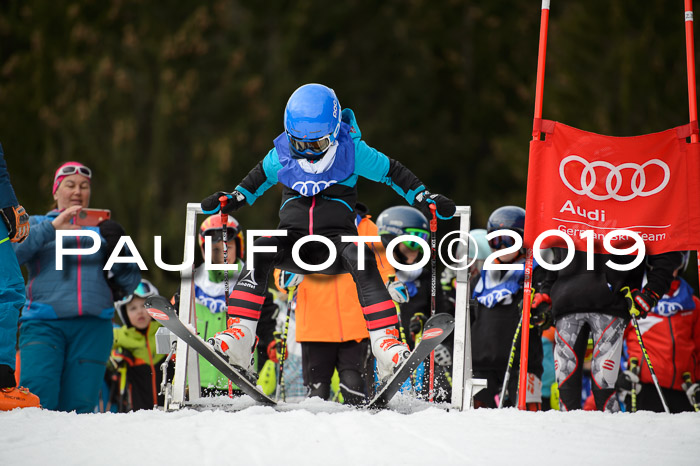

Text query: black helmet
(376, 206), (430, 251)
(487, 206), (525, 250)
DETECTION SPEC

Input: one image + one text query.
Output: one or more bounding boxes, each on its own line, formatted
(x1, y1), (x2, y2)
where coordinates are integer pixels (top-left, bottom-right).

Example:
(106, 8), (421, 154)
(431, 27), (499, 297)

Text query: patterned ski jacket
(235, 108), (427, 236)
(624, 278), (700, 390)
(13, 210), (141, 321)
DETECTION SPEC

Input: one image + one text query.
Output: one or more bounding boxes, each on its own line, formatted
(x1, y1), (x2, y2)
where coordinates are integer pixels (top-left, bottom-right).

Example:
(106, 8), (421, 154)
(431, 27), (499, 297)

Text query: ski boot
(0, 386), (41, 411)
(371, 328), (411, 382)
(208, 322), (257, 375)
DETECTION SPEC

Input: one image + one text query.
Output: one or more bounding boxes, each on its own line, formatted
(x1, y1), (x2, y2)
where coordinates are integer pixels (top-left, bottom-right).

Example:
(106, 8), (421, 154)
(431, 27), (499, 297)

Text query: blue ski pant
(0, 220), (25, 370)
(19, 316), (112, 413)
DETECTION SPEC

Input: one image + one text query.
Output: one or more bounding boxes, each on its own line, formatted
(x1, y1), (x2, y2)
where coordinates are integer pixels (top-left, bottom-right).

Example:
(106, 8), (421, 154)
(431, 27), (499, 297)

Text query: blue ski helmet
(284, 84), (342, 161)
(376, 206), (430, 251)
(487, 206), (526, 250)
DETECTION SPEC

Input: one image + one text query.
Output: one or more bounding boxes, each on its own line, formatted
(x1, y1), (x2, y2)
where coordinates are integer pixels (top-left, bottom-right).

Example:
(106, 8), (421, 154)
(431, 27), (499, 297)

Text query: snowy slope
(2, 396), (699, 466)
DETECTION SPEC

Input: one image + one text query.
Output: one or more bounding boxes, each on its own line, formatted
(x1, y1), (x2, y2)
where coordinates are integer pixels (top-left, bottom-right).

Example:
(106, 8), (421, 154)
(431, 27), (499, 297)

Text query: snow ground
(2, 395), (699, 466)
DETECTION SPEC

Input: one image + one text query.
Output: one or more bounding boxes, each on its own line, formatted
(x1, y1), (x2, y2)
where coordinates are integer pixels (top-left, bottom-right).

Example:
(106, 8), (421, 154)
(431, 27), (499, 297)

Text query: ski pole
(627, 357), (640, 413)
(681, 372), (699, 412)
(621, 287), (670, 413)
(498, 319), (522, 409)
(388, 275), (409, 345)
(389, 276), (416, 390)
(428, 204), (437, 402)
(277, 285), (296, 402)
(219, 195), (234, 398)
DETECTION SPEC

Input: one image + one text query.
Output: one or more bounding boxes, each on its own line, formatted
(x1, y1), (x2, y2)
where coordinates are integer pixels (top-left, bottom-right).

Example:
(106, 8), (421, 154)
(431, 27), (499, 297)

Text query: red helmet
(198, 215), (244, 259)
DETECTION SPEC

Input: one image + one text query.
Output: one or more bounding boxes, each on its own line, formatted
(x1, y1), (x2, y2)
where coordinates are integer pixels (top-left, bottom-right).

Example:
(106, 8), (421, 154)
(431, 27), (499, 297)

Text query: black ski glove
(415, 190), (456, 220)
(530, 293), (552, 329)
(99, 219), (126, 257)
(409, 312), (427, 341)
(201, 190), (247, 214)
(625, 287), (660, 319)
(1, 205), (30, 243)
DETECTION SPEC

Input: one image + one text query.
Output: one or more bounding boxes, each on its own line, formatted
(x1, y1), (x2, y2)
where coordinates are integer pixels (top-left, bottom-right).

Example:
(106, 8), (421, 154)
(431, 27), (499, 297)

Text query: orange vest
(276, 217), (395, 343)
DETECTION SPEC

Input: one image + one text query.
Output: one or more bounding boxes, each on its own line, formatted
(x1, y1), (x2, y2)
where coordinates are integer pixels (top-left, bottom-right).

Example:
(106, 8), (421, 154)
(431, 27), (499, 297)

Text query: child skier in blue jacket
(201, 84), (456, 382)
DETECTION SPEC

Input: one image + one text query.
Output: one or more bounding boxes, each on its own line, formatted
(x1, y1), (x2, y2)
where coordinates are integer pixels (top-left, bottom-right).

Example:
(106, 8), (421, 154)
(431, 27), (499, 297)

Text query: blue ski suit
(13, 209), (141, 412)
(228, 109), (429, 334)
(0, 143), (25, 377)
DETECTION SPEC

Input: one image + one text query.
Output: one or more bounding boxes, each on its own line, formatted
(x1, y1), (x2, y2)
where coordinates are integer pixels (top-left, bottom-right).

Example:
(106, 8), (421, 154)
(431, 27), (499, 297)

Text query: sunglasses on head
(55, 165), (92, 181)
(402, 228), (430, 250)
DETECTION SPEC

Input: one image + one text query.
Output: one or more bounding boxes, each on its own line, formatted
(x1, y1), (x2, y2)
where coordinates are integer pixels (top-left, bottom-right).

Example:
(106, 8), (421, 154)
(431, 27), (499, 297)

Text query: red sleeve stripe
(227, 306), (261, 320)
(365, 315), (399, 330)
(362, 300), (395, 315)
(230, 290), (265, 305)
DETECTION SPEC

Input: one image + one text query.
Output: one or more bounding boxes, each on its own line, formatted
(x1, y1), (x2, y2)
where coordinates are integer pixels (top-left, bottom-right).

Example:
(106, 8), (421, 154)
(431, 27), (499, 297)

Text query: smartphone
(74, 208), (111, 227)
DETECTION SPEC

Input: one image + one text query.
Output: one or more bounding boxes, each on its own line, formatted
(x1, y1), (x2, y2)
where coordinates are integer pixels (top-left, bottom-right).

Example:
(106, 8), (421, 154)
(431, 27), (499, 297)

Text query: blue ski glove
(201, 190), (247, 214)
(277, 270), (303, 291)
(415, 190), (456, 220)
(386, 278), (409, 304)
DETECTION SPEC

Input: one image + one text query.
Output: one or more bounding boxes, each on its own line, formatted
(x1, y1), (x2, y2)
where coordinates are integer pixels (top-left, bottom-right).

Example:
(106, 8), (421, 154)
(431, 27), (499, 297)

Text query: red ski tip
(146, 308), (169, 321)
(422, 328), (443, 340)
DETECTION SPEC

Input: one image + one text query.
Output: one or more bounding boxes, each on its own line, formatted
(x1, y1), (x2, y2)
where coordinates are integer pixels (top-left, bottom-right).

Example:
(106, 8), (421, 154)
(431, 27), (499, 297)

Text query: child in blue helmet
(201, 83), (456, 382)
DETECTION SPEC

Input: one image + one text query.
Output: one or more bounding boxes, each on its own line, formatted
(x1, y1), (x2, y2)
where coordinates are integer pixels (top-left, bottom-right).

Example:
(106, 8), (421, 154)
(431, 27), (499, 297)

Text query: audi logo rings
(291, 179), (338, 196)
(559, 155), (670, 201)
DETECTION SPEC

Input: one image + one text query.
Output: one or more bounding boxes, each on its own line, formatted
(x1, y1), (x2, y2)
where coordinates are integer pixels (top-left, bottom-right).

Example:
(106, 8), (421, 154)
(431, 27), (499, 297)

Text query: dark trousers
(301, 339), (371, 405)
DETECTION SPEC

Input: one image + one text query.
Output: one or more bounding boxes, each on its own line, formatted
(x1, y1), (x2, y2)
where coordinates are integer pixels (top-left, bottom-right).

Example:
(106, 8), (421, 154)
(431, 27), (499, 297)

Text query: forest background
(2, 0), (698, 294)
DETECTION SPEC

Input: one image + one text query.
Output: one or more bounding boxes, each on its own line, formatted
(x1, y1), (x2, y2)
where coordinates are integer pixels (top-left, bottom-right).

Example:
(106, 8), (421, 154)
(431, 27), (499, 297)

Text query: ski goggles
(487, 231), (522, 250)
(201, 227), (239, 244)
(288, 134), (332, 156)
(115, 279), (158, 308)
(402, 228), (430, 250)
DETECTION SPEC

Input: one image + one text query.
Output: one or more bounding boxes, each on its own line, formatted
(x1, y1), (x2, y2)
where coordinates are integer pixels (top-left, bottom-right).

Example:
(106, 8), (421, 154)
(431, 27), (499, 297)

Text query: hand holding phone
(74, 208), (111, 226)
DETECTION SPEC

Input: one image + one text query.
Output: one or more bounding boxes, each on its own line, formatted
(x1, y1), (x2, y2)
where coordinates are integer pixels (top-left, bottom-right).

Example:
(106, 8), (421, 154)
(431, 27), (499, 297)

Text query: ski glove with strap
(266, 331), (288, 363)
(681, 373), (699, 400)
(414, 190), (456, 220)
(625, 287), (660, 319)
(386, 278), (409, 304)
(1, 205), (29, 243)
(201, 190), (246, 215)
(530, 292), (552, 329)
(277, 270), (303, 292)
(409, 312), (427, 342)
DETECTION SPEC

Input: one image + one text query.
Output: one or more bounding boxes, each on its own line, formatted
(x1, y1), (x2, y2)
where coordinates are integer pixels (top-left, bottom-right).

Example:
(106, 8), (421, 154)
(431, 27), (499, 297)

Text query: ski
(144, 295), (276, 406)
(368, 313), (455, 409)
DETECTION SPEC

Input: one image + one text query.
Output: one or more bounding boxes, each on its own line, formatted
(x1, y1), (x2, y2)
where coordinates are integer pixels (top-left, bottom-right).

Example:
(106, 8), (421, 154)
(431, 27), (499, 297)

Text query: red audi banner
(524, 120), (700, 254)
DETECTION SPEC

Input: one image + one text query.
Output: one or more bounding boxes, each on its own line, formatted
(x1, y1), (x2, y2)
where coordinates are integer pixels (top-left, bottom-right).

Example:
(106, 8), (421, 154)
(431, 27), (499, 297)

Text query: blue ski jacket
(0, 143), (18, 209)
(13, 210), (141, 321)
(235, 109), (427, 236)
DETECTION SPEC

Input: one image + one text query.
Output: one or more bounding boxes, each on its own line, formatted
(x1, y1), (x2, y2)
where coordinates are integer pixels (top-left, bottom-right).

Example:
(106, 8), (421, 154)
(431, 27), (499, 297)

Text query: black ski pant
(228, 233), (398, 332)
(635, 384), (694, 413)
(302, 339), (371, 406)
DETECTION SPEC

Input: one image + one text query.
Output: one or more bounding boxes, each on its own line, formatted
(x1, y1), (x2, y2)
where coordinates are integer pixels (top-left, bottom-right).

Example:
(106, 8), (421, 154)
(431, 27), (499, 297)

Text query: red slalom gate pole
(684, 1), (700, 293)
(519, 0), (551, 411)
